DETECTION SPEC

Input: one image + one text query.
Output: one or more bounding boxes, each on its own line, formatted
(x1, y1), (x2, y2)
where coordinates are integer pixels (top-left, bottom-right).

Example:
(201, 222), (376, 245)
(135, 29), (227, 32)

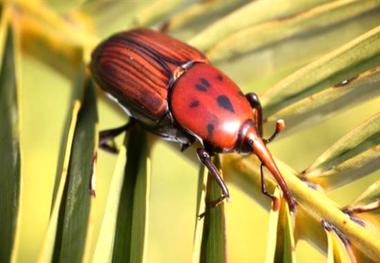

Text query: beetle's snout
(247, 130), (297, 212)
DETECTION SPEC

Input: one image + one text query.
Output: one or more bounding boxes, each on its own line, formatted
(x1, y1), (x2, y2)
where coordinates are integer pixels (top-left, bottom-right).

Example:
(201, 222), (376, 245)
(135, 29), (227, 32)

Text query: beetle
(90, 28), (296, 212)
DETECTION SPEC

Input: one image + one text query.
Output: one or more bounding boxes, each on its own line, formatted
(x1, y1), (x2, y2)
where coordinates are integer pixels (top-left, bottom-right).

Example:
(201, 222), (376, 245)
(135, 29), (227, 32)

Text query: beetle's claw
(99, 139), (119, 154)
(197, 194), (229, 219)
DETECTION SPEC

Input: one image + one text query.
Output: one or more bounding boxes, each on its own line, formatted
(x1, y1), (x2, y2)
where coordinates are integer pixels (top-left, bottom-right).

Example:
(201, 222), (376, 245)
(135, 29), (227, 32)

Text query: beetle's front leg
(246, 92), (285, 144)
(246, 92), (263, 137)
(196, 148), (230, 206)
(99, 119), (135, 153)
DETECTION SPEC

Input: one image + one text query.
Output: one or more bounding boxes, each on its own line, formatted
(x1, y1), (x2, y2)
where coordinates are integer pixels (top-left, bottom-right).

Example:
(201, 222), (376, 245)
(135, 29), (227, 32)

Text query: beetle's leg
(180, 136), (196, 152)
(197, 148), (230, 206)
(264, 119), (285, 144)
(260, 163), (276, 201)
(181, 141), (193, 152)
(99, 119), (135, 153)
(246, 92), (263, 137)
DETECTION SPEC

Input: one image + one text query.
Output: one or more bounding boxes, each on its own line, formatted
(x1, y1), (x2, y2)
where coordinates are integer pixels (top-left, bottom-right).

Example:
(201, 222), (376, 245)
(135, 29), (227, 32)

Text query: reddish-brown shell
(170, 63), (254, 151)
(90, 28), (207, 123)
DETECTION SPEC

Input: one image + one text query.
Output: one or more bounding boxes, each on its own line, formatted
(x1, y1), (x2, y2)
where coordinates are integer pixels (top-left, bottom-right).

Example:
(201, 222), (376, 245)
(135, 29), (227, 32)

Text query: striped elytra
(90, 28), (207, 123)
(90, 28), (297, 212)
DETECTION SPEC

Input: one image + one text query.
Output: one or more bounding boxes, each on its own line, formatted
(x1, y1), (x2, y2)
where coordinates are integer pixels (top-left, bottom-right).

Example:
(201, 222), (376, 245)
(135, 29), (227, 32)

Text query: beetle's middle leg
(196, 148), (230, 207)
(99, 119), (135, 153)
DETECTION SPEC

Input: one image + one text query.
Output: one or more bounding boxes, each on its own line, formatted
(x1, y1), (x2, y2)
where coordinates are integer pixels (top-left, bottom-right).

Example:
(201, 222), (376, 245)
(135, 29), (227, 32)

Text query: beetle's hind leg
(197, 148), (230, 207)
(99, 119), (135, 153)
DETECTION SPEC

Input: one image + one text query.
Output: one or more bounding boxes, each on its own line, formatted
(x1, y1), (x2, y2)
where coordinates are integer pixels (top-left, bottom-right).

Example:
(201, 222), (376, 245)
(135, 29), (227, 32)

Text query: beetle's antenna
(248, 130), (296, 212)
(264, 119), (285, 144)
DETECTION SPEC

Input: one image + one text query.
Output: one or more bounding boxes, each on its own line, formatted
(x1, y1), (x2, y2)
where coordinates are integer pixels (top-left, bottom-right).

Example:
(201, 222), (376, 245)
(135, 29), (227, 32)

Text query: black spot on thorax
(216, 74), (224, 81)
(195, 77), (211, 91)
(217, 95), (235, 113)
(200, 78), (210, 87)
(189, 100), (200, 108)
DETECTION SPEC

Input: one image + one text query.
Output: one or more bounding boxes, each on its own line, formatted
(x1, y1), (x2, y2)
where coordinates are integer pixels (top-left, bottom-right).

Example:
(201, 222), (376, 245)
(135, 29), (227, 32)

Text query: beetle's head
(237, 119), (296, 212)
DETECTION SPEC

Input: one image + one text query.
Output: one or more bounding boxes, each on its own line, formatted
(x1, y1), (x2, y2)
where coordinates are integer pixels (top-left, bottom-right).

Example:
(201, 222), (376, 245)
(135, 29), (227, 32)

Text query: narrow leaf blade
(207, 0), (380, 61)
(192, 166), (208, 263)
(343, 180), (380, 230)
(112, 126), (150, 263)
(38, 68), (84, 262)
(265, 188), (295, 263)
(305, 113), (380, 189)
(52, 78), (98, 262)
(200, 156), (226, 263)
(164, 0), (248, 33)
(92, 141), (127, 263)
(261, 25), (380, 117)
(189, 0), (331, 51)
(0, 19), (21, 263)
(267, 66), (380, 132)
(350, 179), (380, 209)
(324, 221), (357, 263)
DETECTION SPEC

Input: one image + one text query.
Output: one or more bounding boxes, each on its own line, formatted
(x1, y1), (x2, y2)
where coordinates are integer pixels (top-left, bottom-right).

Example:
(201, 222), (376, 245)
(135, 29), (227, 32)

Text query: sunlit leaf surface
(190, 0), (331, 51)
(206, 1), (380, 62)
(268, 66), (380, 133)
(265, 188), (295, 263)
(305, 113), (380, 189)
(261, 25), (380, 117)
(92, 138), (127, 263)
(324, 220), (357, 263)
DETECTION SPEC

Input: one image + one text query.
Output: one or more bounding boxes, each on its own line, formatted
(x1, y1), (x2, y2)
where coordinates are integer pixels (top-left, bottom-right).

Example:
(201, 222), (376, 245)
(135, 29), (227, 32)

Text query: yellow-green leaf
(189, 0), (331, 51)
(265, 188), (295, 263)
(261, 25), (380, 117)
(324, 220), (357, 263)
(225, 154), (380, 261)
(112, 126), (150, 263)
(78, 0), (150, 36)
(38, 67), (84, 262)
(305, 113), (380, 189)
(92, 137), (127, 263)
(351, 180), (380, 211)
(341, 180), (380, 236)
(133, 0), (184, 27)
(0, 17), (21, 263)
(14, 1), (95, 76)
(207, 0), (380, 62)
(164, 0), (248, 33)
(266, 66), (380, 132)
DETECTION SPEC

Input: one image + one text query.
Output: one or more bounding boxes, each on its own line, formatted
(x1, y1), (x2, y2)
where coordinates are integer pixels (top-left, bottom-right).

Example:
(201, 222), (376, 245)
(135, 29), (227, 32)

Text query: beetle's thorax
(170, 63), (255, 152)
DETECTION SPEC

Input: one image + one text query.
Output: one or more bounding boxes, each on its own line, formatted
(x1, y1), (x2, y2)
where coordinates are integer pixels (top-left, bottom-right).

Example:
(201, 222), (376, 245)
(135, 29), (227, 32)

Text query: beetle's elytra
(90, 28), (296, 212)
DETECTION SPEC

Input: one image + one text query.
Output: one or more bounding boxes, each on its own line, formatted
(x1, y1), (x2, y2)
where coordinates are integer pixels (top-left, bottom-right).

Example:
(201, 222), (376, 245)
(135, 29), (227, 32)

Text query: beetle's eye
(247, 138), (254, 145)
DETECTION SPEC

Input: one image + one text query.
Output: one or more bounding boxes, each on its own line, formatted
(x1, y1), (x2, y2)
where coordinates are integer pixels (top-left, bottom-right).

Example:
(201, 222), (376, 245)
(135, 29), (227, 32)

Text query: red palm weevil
(90, 28), (296, 212)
